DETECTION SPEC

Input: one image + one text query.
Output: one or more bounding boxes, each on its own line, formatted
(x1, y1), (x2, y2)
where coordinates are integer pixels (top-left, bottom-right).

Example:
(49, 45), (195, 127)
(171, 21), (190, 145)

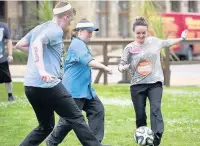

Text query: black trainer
(8, 96), (15, 102)
(153, 133), (162, 146)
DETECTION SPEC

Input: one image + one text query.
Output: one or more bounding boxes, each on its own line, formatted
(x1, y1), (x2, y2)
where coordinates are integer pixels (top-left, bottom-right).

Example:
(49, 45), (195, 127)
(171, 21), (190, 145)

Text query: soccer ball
(134, 126), (154, 146)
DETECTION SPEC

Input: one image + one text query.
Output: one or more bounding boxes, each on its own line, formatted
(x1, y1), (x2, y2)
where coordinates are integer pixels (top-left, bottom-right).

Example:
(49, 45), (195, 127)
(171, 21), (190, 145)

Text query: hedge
(12, 51), (28, 65)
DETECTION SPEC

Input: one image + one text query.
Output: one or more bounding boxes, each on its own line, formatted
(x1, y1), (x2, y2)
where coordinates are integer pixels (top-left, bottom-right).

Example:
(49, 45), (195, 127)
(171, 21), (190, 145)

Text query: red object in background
(161, 12), (200, 58)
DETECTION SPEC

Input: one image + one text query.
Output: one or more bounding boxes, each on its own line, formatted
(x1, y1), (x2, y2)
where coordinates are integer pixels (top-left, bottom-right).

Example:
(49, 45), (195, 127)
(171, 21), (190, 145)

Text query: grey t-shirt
(24, 21), (64, 88)
(0, 23), (10, 63)
(119, 37), (173, 85)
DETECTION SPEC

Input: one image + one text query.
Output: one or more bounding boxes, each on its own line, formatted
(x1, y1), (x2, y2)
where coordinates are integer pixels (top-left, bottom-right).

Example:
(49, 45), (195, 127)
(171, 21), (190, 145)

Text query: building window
(171, 1), (180, 12)
(153, 1), (166, 12)
(118, 1), (129, 37)
(188, 1), (197, 12)
(0, 1), (5, 20)
(96, 1), (108, 37)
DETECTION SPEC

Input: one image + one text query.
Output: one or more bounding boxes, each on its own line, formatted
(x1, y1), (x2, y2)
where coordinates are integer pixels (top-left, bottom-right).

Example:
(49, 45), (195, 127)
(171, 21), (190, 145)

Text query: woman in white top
(118, 16), (188, 146)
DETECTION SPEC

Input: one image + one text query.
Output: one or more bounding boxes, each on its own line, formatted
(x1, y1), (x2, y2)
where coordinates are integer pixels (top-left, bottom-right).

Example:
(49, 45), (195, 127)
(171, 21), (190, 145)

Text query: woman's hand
(118, 64), (130, 72)
(181, 29), (188, 40)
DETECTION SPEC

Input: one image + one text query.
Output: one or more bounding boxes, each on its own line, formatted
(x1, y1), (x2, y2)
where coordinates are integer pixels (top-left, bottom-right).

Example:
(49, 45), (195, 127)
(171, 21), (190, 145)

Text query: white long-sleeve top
(119, 36), (174, 85)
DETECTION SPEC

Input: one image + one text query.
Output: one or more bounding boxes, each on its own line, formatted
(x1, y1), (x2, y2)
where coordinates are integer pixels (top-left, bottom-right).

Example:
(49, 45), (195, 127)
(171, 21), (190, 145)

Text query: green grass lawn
(0, 83), (200, 146)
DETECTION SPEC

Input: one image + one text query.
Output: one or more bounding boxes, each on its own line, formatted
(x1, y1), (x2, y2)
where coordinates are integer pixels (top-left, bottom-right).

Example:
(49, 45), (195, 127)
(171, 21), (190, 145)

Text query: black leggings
(46, 97), (105, 145)
(130, 82), (164, 145)
(19, 82), (101, 146)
